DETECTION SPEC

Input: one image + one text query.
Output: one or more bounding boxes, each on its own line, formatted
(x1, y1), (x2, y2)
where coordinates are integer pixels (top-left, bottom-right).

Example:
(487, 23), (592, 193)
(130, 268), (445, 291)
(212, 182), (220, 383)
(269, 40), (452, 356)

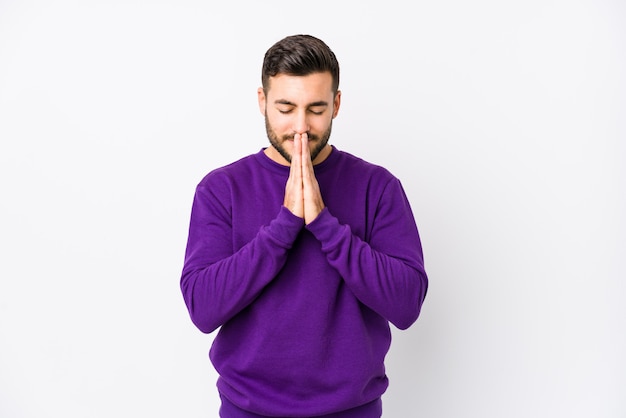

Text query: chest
(228, 169), (377, 251)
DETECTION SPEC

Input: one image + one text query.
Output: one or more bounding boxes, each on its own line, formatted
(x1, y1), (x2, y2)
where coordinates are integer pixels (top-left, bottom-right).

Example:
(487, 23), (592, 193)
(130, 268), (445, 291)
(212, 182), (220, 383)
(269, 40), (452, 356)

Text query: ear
(332, 90), (341, 119)
(257, 87), (266, 116)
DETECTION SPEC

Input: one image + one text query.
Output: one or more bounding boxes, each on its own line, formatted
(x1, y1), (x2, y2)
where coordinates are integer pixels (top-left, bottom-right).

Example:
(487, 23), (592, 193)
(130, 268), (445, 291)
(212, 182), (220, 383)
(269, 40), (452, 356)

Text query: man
(180, 34), (428, 417)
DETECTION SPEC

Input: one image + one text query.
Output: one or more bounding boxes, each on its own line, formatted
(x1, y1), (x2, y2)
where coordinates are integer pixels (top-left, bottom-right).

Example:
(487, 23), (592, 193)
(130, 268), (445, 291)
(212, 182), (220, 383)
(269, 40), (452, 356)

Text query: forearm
(307, 209), (428, 330)
(181, 206), (302, 333)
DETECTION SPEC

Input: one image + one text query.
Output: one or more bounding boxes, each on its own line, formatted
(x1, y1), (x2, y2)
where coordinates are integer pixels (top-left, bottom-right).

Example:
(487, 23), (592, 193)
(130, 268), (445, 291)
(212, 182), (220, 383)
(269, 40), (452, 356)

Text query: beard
(264, 114), (332, 163)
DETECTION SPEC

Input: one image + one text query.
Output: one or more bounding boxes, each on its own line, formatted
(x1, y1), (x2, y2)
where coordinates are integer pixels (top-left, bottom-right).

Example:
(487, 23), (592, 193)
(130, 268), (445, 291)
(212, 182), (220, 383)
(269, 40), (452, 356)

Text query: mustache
(281, 133), (320, 141)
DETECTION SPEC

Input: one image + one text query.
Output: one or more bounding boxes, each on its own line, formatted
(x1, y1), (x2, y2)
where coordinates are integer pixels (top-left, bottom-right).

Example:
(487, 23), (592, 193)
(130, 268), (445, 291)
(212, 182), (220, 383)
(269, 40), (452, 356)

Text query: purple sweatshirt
(181, 146), (428, 417)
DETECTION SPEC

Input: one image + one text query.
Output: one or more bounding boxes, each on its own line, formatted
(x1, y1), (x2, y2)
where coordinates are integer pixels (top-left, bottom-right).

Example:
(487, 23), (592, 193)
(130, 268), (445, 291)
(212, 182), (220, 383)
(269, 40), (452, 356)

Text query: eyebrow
(274, 99), (329, 107)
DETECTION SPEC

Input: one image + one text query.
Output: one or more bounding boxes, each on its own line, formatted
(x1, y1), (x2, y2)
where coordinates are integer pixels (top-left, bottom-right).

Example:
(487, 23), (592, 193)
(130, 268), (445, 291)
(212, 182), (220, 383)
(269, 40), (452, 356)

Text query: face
(258, 72), (341, 165)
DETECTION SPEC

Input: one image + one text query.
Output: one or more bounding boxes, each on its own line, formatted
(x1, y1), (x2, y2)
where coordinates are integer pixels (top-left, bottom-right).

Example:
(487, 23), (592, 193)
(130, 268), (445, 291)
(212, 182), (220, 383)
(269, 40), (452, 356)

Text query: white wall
(1, 1), (624, 417)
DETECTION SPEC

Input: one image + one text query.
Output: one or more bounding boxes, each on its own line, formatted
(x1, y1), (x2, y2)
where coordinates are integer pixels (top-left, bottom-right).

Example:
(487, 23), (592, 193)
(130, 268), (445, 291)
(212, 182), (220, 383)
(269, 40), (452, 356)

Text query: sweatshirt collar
(254, 145), (339, 175)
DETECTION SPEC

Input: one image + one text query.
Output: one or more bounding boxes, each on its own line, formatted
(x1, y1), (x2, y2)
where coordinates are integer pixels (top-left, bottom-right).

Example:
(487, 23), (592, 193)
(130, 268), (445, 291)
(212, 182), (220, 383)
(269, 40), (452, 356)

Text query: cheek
(267, 113), (291, 132)
(312, 116), (332, 132)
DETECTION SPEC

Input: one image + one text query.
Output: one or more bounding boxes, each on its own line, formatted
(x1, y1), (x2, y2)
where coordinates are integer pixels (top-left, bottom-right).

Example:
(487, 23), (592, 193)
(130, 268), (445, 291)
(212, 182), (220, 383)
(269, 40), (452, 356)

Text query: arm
(292, 134), (427, 329)
(180, 181), (303, 333)
(306, 178), (428, 330)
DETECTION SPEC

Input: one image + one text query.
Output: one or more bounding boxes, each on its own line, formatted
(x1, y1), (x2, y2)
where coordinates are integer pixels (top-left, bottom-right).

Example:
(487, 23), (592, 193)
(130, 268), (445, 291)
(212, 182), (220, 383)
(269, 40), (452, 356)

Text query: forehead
(266, 72), (334, 102)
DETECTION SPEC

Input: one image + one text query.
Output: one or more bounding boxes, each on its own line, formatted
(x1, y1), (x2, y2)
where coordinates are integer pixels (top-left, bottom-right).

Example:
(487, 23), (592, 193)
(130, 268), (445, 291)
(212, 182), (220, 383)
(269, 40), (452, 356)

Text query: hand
(283, 133), (325, 224)
(283, 134), (304, 220)
(300, 133), (325, 224)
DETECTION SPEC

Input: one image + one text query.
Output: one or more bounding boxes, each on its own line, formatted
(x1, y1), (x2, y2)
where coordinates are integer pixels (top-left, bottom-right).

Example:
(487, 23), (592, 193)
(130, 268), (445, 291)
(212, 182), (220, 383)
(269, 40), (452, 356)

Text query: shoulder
(332, 148), (397, 183)
(197, 153), (259, 188)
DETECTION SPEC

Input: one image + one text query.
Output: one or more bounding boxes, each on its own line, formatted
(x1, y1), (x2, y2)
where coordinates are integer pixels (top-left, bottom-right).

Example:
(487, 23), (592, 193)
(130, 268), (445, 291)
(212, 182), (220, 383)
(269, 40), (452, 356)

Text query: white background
(1, 1), (624, 417)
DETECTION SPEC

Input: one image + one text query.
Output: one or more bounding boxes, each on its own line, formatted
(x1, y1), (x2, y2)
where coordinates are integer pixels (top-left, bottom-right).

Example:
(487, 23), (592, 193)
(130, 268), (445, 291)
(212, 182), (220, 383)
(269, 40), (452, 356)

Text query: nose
(292, 110), (310, 135)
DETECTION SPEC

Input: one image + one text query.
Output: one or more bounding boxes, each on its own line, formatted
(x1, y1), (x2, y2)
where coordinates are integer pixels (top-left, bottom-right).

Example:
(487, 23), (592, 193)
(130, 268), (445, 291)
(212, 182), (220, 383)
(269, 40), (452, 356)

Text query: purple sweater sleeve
(306, 177), (428, 330)
(180, 182), (303, 333)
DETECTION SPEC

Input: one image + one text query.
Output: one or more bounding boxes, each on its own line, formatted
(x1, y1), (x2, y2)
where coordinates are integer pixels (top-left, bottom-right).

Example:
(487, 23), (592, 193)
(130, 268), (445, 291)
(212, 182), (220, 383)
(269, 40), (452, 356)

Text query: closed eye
(274, 100), (328, 115)
(277, 108), (325, 115)
(308, 106), (326, 115)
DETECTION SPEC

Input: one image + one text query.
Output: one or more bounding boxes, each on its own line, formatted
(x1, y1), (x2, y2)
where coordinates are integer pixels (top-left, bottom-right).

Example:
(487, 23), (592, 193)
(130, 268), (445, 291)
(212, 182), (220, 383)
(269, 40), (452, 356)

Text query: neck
(312, 144), (332, 165)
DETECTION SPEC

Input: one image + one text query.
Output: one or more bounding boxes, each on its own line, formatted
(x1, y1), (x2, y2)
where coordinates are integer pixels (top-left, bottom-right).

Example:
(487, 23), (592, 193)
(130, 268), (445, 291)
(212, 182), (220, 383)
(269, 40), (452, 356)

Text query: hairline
(263, 71), (339, 97)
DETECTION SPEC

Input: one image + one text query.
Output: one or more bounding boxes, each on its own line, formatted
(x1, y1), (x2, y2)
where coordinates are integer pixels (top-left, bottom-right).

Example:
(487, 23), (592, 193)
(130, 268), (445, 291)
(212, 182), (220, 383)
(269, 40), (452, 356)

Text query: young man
(180, 34), (428, 417)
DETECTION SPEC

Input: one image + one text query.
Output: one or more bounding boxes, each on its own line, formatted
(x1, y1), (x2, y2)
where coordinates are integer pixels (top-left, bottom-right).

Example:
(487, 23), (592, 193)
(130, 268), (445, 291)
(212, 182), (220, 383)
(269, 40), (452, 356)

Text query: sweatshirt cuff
(266, 206), (304, 247)
(305, 208), (342, 244)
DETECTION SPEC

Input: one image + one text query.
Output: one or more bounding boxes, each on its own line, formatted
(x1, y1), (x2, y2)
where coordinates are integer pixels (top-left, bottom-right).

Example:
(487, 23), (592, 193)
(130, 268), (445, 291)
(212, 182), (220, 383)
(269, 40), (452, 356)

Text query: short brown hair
(261, 34), (340, 95)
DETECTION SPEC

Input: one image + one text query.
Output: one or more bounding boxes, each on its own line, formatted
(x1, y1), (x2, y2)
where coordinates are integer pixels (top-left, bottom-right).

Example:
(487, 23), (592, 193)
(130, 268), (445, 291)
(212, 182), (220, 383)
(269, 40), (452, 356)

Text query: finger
(284, 133), (304, 218)
(300, 133), (325, 224)
(301, 136), (319, 211)
(289, 134), (302, 177)
(301, 132), (310, 162)
(301, 134), (314, 182)
(292, 133), (302, 174)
